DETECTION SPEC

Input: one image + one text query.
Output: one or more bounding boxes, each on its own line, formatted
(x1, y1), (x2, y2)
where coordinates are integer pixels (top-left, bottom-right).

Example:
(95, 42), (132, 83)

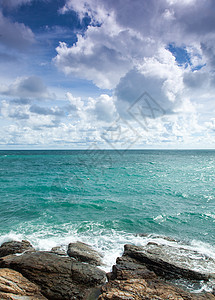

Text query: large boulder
(0, 240), (34, 257)
(108, 255), (157, 281)
(67, 241), (103, 266)
(0, 251), (106, 300)
(0, 268), (47, 299)
(123, 243), (214, 281)
(98, 243), (215, 300)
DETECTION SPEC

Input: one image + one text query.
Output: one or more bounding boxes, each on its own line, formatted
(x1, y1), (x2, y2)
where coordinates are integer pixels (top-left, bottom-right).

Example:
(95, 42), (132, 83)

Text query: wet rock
(110, 255), (156, 280)
(71, 259), (107, 285)
(0, 240), (34, 257)
(0, 268), (47, 299)
(50, 246), (66, 256)
(98, 278), (215, 300)
(0, 251), (106, 300)
(99, 244), (215, 300)
(123, 244), (212, 281)
(67, 241), (103, 266)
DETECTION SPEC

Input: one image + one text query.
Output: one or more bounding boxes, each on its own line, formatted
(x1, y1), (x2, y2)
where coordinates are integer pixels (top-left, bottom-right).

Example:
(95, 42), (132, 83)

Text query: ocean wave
(1, 228), (215, 280)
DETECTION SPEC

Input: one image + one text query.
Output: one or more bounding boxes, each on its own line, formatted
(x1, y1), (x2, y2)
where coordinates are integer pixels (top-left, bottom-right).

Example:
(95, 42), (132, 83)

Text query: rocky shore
(0, 239), (214, 299)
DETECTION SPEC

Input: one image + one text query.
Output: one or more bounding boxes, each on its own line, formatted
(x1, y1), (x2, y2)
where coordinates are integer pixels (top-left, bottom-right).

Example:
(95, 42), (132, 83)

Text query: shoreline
(0, 236), (215, 299)
(1, 231), (214, 274)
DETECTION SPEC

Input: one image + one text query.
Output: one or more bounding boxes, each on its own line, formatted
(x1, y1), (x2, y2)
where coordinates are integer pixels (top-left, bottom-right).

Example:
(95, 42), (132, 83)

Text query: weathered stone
(111, 255), (156, 280)
(0, 268), (47, 299)
(67, 241), (103, 266)
(0, 240), (34, 258)
(98, 278), (215, 300)
(123, 244), (212, 281)
(0, 251), (106, 300)
(50, 246), (66, 256)
(71, 259), (107, 285)
(98, 243), (215, 300)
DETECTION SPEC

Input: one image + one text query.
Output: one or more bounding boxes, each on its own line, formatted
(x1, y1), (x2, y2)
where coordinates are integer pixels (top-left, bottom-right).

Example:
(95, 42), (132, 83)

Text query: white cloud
(0, 11), (34, 50)
(93, 94), (117, 122)
(0, 76), (54, 99)
(166, 0), (197, 6)
(54, 16), (133, 89)
(205, 118), (215, 132)
(55, 0), (214, 101)
(66, 92), (84, 111)
(1, 0), (32, 9)
(1, 0), (215, 148)
(0, 91), (213, 148)
(55, 0), (215, 136)
(66, 92), (117, 123)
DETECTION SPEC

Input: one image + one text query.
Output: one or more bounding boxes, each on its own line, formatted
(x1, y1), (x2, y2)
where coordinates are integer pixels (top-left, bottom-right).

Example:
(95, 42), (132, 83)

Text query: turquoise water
(0, 150), (215, 280)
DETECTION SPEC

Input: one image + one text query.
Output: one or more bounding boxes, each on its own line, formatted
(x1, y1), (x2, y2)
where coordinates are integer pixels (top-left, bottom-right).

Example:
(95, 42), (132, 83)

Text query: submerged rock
(67, 241), (103, 266)
(0, 240), (34, 257)
(0, 268), (47, 299)
(0, 250), (106, 300)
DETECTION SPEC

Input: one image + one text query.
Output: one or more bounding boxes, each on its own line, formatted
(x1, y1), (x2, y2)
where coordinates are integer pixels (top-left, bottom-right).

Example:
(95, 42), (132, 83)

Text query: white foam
(1, 228), (215, 292)
(0, 232), (24, 245)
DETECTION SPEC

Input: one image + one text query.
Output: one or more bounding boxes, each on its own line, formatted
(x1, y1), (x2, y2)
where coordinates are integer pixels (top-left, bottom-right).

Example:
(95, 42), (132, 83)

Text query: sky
(0, 0), (215, 149)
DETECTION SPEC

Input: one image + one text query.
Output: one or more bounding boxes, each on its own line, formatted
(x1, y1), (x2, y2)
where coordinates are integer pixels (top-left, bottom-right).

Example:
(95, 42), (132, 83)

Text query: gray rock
(110, 255), (156, 281)
(99, 244), (215, 300)
(0, 251), (106, 300)
(67, 241), (103, 266)
(123, 244), (213, 281)
(0, 240), (34, 257)
(50, 246), (66, 256)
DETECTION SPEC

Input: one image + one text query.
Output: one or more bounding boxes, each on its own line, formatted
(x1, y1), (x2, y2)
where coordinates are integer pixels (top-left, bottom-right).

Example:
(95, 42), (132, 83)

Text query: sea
(0, 150), (215, 292)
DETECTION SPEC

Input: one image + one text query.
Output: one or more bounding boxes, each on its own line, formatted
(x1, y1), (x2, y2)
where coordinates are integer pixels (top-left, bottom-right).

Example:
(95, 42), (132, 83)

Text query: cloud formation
(56, 0), (215, 114)
(1, 0), (32, 9)
(0, 10), (34, 50)
(0, 76), (54, 99)
(0, 0), (215, 148)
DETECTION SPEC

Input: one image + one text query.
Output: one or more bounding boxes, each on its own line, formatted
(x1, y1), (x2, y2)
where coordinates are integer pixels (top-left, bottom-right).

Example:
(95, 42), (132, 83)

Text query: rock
(98, 278), (215, 300)
(98, 244), (215, 300)
(70, 259), (107, 285)
(123, 244), (212, 281)
(110, 255), (157, 281)
(0, 268), (47, 299)
(67, 241), (103, 266)
(0, 240), (34, 257)
(0, 251), (106, 300)
(50, 246), (66, 256)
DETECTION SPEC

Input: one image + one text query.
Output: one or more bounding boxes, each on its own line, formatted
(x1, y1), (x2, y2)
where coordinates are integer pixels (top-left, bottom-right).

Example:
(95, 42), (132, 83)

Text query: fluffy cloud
(56, 0), (215, 115)
(1, 0), (215, 148)
(114, 46), (190, 123)
(0, 100), (61, 127)
(0, 90), (212, 148)
(54, 22), (133, 89)
(55, 0), (213, 101)
(0, 11), (34, 50)
(57, 0), (215, 82)
(0, 91), (118, 146)
(49, 0), (215, 148)
(66, 92), (117, 122)
(29, 105), (65, 117)
(0, 76), (54, 99)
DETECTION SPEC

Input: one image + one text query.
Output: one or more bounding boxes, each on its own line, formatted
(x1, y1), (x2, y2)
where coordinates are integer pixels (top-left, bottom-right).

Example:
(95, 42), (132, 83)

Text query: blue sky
(0, 0), (215, 149)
